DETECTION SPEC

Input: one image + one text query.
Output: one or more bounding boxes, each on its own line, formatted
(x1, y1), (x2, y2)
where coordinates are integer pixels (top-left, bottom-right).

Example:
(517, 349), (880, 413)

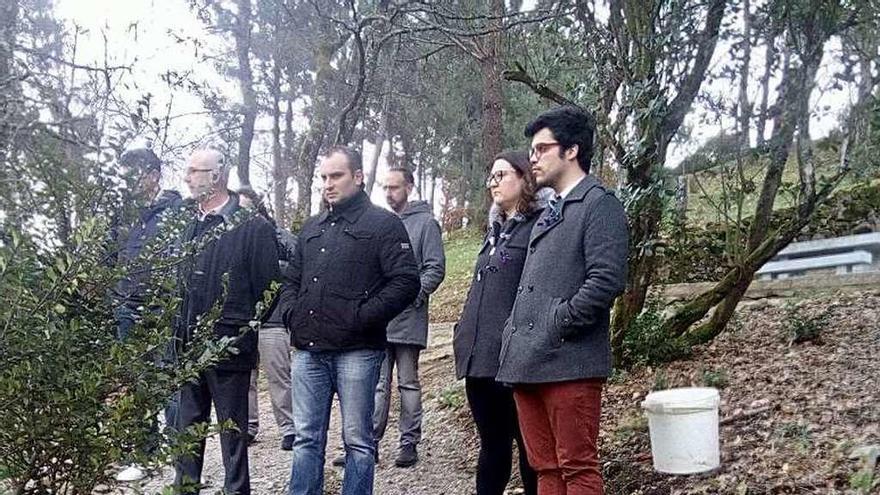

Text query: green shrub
(621, 298), (691, 367)
(0, 211), (270, 494)
(437, 383), (466, 410)
(700, 368), (730, 389)
(783, 304), (828, 345)
(775, 422), (811, 452)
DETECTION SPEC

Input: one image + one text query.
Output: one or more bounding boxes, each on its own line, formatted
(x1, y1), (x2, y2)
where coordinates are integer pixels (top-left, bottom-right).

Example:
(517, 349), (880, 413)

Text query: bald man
(173, 149), (280, 495)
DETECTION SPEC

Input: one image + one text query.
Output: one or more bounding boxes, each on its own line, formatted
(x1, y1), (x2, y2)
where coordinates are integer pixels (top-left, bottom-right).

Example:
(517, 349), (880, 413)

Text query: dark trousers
(174, 369), (251, 495)
(514, 379), (604, 495)
(465, 377), (537, 495)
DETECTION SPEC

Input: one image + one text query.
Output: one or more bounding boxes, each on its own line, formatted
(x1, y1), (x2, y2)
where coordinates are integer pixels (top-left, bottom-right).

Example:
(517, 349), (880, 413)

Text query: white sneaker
(115, 464), (146, 482)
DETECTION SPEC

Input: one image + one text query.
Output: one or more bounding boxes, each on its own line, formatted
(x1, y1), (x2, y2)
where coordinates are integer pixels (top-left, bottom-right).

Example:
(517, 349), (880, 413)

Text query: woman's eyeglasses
(485, 170), (508, 188)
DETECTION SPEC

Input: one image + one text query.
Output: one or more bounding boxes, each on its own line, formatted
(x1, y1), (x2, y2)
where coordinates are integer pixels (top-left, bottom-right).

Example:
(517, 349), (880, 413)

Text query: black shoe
(281, 434), (295, 451)
(394, 444), (418, 468)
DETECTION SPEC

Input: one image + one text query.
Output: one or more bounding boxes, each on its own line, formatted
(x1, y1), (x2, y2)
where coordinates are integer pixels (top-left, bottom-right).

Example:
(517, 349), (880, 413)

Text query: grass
(684, 145), (851, 227)
(429, 228), (483, 323)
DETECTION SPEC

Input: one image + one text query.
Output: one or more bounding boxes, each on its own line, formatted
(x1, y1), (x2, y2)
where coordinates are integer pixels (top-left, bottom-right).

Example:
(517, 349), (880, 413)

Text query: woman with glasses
(454, 150), (541, 495)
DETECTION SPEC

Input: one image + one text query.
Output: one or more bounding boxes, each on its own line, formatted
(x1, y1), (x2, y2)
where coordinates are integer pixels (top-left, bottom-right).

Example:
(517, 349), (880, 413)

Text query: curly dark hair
(524, 105), (595, 174)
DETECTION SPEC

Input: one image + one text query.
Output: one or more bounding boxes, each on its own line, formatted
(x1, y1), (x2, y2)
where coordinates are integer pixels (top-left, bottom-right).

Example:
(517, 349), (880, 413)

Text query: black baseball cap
(120, 148), (162, 173)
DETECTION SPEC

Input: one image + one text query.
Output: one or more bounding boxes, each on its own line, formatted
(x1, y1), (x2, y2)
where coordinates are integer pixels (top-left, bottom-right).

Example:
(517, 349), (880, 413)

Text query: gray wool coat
(495, 175), (629, 384)
(385, 201), (446, 348)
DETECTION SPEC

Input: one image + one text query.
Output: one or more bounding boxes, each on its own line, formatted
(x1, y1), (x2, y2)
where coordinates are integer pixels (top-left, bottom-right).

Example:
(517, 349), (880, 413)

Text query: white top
(199, 195), (231, 220)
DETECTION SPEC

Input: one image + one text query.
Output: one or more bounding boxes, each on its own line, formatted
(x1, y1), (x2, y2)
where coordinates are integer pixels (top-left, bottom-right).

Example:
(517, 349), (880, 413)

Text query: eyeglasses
(529, 141), (562, 159)
(485, 170), (508, 188)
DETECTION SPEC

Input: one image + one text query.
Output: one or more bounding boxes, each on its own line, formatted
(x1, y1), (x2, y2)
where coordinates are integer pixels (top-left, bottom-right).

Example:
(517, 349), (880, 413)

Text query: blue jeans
(289, 349), (384, 495)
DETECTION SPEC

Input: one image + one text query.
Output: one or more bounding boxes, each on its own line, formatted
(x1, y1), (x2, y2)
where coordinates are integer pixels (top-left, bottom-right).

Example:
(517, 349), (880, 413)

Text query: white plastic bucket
(641, 387), (721, 474)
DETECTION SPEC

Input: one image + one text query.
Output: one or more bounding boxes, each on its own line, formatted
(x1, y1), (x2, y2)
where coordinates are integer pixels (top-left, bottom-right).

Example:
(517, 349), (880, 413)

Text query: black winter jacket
(176, 193), (280, 371)
(280, 190), (420, 351)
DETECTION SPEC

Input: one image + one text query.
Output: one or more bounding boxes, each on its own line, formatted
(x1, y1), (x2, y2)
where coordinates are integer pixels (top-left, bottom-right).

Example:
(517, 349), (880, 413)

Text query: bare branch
(661, 0), (726, 138)
(502, 63), (581, 107)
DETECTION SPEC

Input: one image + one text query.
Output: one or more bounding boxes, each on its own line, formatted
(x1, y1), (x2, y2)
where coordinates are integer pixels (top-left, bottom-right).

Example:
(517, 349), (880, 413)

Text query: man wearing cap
(110, 147), (182, 482)
(173, 149), (280, 495)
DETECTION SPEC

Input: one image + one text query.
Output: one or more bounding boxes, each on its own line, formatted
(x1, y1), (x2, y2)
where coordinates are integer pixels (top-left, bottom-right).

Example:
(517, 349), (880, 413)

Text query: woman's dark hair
(494, 150), (538, 217)
(524, 105), (595, 174)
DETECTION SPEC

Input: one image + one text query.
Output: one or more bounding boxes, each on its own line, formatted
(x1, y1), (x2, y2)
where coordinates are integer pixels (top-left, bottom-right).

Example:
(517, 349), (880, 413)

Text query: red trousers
(513, 379), (604, 495)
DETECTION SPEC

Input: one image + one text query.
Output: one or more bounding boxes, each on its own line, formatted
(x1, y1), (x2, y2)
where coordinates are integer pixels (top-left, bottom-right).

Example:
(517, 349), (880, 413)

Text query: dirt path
(131, 291), (879, 494)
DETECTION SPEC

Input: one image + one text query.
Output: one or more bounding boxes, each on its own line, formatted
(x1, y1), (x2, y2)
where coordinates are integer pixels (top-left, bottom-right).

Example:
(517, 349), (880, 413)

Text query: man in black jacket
(173, 149), (280, 495)
(281, 146), (420, 495)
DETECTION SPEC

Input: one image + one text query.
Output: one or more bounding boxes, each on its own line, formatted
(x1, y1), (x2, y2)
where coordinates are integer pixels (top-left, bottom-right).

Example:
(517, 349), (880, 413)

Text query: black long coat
(454, 210), (539, 379)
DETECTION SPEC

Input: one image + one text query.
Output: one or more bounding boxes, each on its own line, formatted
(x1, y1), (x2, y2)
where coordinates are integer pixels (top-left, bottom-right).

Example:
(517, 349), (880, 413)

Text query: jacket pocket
(546, 297), (565, 348)
(341, 228), (375, 262)
(323, 285), (364, 330)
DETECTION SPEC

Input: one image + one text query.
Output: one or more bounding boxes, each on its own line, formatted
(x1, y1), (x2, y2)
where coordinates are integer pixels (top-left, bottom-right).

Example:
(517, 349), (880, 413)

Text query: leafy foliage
(0, 202), (251, 493)
(783, 304), (828, 345)
(621, 297), (691, 368)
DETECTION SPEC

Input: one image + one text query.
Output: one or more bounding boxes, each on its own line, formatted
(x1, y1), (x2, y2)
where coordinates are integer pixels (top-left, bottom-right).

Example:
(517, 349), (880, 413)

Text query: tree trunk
(233, 0), (256, 187)
(756, 22), (778, 148)
(0, 0), (19, 161)
(477, 0), (505, 218)
(738, 0), (752, 149)
(364, 93), (389, 196)
(428, 167), (436, 208)
(661, 19), (832, 344)
(292, 30), (341, 220)
(364, 132), (384, 196)
(281, 96), (296, 227)
(270, 61), (287, 224)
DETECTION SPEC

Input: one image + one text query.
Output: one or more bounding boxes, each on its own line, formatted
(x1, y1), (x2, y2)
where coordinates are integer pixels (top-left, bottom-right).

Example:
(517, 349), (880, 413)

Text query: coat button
(308, 309), (314, 315)
(517, 285), (523, 293)
(312, 277), (318, 282)
(563, 318), (572, 326)
(308, 341), (314, 346)
(528, 322), (534, 329)
(320, 247), (326, 253)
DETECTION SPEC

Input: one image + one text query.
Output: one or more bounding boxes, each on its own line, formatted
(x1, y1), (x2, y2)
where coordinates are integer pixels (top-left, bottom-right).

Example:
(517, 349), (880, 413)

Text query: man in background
(372, 166), (445, 467)
(110, 147), (181, 482)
